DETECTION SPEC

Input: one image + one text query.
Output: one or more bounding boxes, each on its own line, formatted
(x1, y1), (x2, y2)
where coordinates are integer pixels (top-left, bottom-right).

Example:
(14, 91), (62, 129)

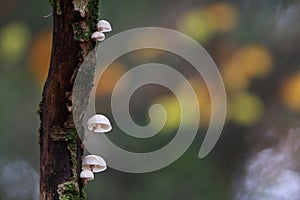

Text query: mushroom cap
(91, 31), (105, 42)
(80, 170), (94, 181)
(97, 20), (112, 32)
(87, 114), (112, 133)
(82, 155), (107, 173)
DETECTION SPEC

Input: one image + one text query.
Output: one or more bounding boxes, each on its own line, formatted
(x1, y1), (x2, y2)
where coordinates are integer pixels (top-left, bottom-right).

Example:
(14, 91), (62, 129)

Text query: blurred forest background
(1, 0), (300, 199)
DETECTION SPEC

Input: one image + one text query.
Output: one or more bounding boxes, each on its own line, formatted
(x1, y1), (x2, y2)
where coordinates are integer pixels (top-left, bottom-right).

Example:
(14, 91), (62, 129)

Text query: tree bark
(39, 0), (99, 199)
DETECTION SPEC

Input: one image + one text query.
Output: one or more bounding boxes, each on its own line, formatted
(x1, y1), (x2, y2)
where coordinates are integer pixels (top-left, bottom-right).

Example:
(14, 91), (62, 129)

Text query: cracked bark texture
(39, 0), (99, 199)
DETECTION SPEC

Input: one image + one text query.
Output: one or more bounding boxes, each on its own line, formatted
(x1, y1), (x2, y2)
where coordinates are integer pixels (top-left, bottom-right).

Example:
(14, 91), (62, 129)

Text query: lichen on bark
(73, 0), (89, 17)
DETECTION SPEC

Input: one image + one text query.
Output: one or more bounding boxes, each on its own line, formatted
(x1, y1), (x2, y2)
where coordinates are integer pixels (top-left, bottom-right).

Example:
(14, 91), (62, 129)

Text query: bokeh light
(177, 9), (213, 43)
(96, 61), (127, 96)
(29, 30), (52, 86)
(206, 2), (239, 32)
(177, 2), (238, 43)
(0, 22), (31, 65)
(228, 91), (264, 126)
(280, 71), (300, 112)
(222, 44), (273, 90)
(1, 0), (300, 199)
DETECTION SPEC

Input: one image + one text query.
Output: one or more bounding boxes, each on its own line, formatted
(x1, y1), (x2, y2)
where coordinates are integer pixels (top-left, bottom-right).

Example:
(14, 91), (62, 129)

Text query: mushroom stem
(84, 132), (93, 141)
(90, 165), (95, 172)
(83, 179), (88, 186)
(82, 127), (95, 145)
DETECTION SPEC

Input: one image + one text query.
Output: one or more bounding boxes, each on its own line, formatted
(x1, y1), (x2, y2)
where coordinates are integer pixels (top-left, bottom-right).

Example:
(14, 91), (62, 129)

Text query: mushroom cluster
(80, 114), (112, 184)
(91, 20), (112, 42)
(80, 155), (107, 184)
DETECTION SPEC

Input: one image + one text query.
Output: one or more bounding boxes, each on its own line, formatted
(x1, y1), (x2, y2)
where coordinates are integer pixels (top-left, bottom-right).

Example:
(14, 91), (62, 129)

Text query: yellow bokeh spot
(150, 80), (203, 132)
(239, 45), (273, 78)
(177, 2), (238, 43)
(222, 44), (273, 90)
(29, 30), (52, 86)
(127, 31), (166, 62)
(0, 22), (31, 64)
(129, 49), (163, 63)
(151, 96), (181, 132)
(128, 30), (167, 51)
(96, 61), (126, 96)
(206, 2), (239, 32)
(229, 91), (264, 126)
(187, 78), (211, 127)
(178, 9), (214, 43)
(280, 72), (300, 111)
(222, 63), (251, 90)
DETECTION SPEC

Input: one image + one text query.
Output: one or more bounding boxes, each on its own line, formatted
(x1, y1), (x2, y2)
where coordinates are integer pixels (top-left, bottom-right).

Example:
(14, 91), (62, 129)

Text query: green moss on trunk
(42, 0), (100, 199)
(57, 181), (80, 200)
(72, 0), (100, 43)
(65, 130), (79, 180)
(87, 0), (100, 33)
(48, 0), (62, 15)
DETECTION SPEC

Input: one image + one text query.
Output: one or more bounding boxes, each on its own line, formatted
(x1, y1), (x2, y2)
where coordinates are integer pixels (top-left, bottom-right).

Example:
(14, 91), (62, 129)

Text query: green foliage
(65, 130), (78, 180)
(48, 0), (61, 15)
(87, 0), (101, 33)
(48, 0), (55, 6)
(36, 105), (41, 115)
(72, 0), (100, 43)
(81, 187), (87, 199)
(58, 181), (80, 200)
(72, 22), (91, 42)
(65, 129), (78, 152)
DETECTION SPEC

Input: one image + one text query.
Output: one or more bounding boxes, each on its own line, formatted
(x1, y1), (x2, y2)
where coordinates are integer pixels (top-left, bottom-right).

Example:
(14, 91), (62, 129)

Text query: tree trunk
(39, 0), (99, 199)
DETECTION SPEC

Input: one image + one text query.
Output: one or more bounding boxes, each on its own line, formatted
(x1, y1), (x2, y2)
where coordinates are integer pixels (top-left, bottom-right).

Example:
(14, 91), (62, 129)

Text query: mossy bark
(39, 0), (100, 199)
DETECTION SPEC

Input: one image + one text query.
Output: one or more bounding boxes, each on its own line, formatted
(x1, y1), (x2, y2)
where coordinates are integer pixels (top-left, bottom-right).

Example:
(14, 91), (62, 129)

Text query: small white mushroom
(82, 155), (107, 173)
(91, 31), (105, 42)
(97, 20), (112, 32)
(66, 104), (72, 112)
(87, 114), (112, 133)
(80, 169), (94, 185)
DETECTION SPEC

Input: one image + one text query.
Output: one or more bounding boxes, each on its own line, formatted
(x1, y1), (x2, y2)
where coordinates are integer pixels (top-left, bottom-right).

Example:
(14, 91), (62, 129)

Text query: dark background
(0, 0), (300, 199)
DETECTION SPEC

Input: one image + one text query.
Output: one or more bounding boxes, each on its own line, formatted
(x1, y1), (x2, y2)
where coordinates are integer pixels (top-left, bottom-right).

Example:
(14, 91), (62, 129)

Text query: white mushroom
(91, 31), (105, 42)
(82, 155), (107, 173)
(87, 114), (112, 133)
(97, 20), (112, 32)
(80, 169), (94, 185)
